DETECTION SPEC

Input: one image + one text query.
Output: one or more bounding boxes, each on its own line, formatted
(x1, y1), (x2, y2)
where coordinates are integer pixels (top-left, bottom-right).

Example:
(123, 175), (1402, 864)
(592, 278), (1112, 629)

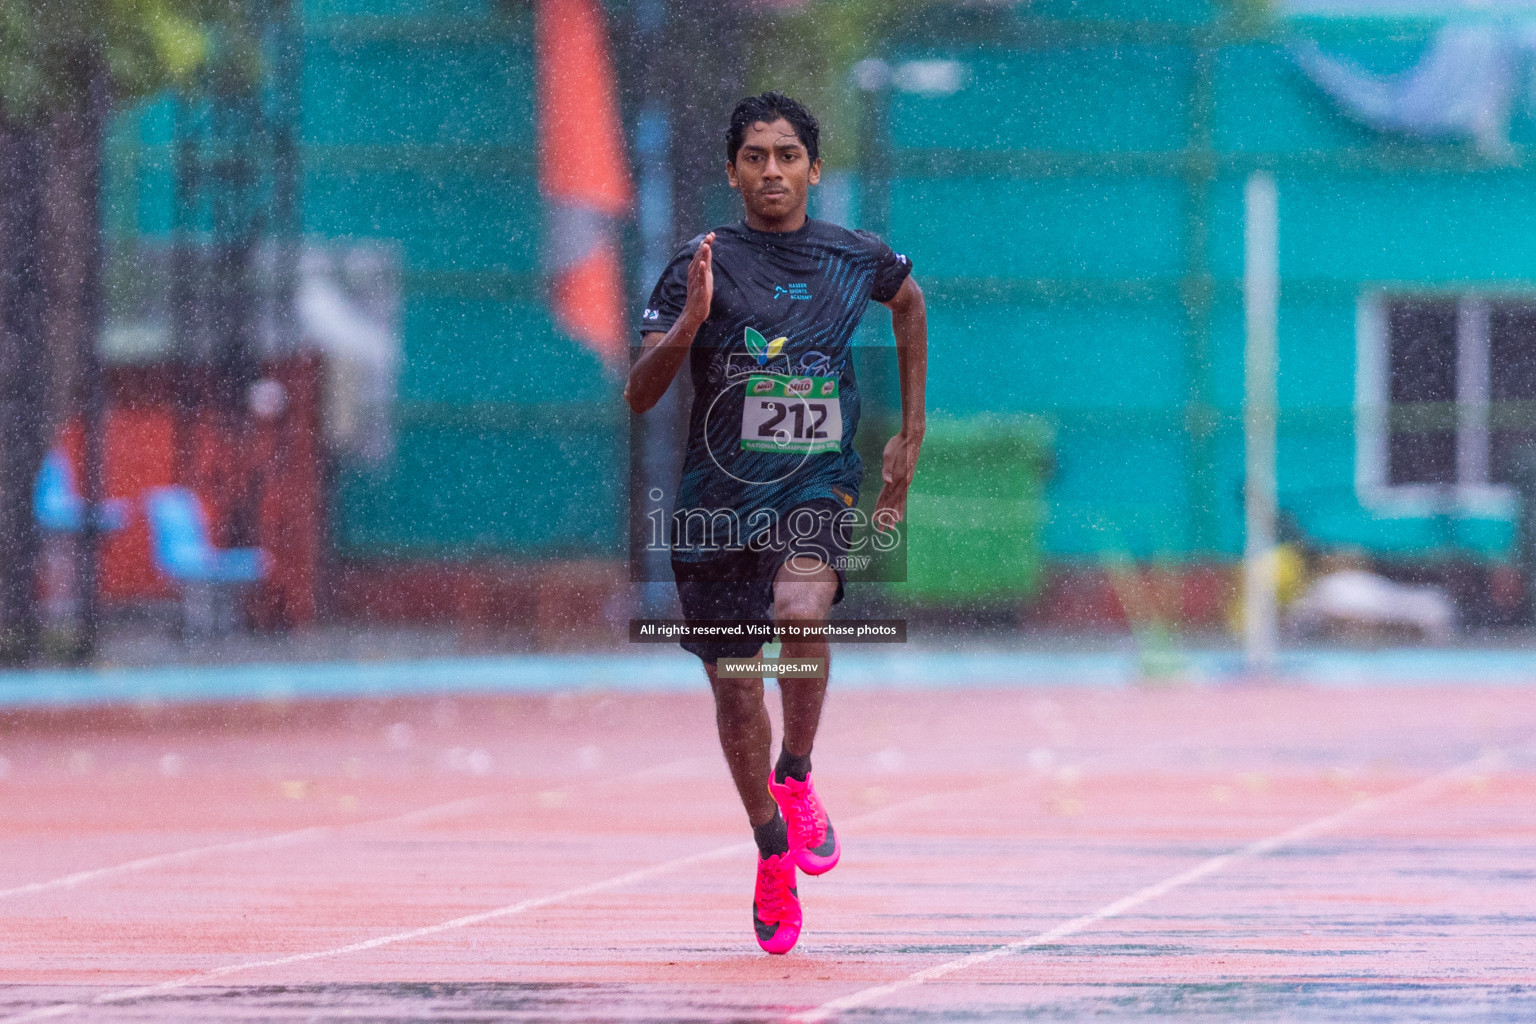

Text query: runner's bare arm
(624, 232), (715, 414)
(874, 275), (927, 527)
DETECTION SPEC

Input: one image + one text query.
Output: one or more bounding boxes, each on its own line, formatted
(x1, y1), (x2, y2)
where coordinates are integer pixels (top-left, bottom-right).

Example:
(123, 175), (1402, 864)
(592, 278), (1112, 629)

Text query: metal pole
(1243, 171), (1279, 672)
(1184, 44), (1218, 556)
(271, 0), (303, 357)
(629, 0), (677, 614)
(170, 92), (199, 485)
(0, 119), (47, 665)
(73, 49), (112, 662)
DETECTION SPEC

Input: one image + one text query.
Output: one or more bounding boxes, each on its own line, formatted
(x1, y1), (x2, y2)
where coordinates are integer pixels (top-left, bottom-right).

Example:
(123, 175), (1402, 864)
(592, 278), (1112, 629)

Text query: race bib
(740, 375), (842, 455)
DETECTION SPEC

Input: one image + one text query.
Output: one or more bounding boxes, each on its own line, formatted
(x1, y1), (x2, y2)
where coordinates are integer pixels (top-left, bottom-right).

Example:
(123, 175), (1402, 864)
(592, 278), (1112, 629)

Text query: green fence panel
(1022, 0), (1218, 25)
(1213, 44), (1376, 153)
(890, 46), (1193, 153)
(922, 300), (1186, 415)
(303, 34), (533, 146)
(303, 1), (501, 25)
(893, 177), (1186, 280)
(397, 297), (610, 405)
(886, 11), (1536, 563)
(106, 4), (622, 562)
(335, 413), (624, 557)
(900, 415), (1052, 603)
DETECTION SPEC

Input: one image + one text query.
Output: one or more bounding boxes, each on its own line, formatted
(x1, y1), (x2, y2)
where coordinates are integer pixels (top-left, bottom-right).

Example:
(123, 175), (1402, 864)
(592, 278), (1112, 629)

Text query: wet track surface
(7, 979), (1536, 1022)
(1, 981), (1533, 1022)
(1, 684), (1533, 1021)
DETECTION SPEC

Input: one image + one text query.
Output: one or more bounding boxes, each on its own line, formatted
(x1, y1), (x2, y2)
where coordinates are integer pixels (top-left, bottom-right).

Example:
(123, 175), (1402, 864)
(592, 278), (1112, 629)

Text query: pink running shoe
(753, 851), (801, 954)
(769, 773), (841, 875)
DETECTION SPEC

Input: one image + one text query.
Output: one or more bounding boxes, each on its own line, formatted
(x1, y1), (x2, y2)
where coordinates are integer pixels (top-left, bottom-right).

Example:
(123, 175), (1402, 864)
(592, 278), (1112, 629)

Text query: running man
(625, 92), (927, 954)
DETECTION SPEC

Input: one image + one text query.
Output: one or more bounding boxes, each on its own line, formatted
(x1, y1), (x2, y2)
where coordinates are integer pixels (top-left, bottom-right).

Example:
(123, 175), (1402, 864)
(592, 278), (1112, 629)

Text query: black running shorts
(672, 498), (850, 665)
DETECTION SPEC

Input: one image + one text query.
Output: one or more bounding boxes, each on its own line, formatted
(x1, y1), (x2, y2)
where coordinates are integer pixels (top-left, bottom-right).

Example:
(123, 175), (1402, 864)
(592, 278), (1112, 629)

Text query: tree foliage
(0, 0), (222, 120)
(748, 0), (1279, 167)
(745, 0), (952, 169)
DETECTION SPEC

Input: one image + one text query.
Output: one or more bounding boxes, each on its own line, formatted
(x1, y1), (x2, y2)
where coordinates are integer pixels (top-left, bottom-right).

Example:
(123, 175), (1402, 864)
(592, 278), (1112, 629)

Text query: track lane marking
(0, 755), (708, 902)
(0, 826), (330, 901)
(0, 776), (1032, 1024)
(0, 797), (488, 902)
(0, 736), (1227, 1022)
(786, 747), (1506, 1023)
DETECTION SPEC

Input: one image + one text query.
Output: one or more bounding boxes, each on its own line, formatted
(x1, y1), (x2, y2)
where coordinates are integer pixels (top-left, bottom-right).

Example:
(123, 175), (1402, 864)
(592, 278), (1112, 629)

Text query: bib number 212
(740, 375), (842, 455)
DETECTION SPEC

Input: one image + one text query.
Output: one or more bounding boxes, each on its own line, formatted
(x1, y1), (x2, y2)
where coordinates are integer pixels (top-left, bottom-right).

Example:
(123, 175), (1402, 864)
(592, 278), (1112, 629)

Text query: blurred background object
(842, 0), (1536, 644)
(900, 414), (1051, 606)
(8, 0), (1536, 669)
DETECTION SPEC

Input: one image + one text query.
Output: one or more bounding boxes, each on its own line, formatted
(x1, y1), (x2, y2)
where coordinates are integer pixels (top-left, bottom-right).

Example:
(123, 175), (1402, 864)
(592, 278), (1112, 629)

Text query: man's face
(727, 117), (821, 223)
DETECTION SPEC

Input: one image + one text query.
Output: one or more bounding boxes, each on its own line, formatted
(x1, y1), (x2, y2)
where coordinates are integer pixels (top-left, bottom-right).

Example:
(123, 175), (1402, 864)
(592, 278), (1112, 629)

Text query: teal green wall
(886, 0), (1533, 561)
(308, 4), (622, 559)
(104, 0), (1536, 564)
(106, 3), (624, 561)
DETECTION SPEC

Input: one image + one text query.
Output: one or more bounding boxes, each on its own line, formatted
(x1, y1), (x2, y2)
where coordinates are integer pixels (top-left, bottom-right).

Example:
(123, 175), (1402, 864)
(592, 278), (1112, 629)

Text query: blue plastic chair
(33, 450), (128, 534)
(145, 487), (268, 584)
(145, 487), (269, 637)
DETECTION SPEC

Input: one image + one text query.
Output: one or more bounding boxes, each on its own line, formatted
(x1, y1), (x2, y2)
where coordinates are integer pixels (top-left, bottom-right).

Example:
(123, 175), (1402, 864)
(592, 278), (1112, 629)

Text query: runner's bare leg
(773, 556), (837, 760)
(706, 663), (778, 826)
(705, 556), (837, 826)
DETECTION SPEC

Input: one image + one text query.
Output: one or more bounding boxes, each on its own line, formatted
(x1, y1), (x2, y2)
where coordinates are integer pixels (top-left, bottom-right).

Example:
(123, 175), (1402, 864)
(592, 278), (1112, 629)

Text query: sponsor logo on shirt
(642, 308), (660, 321)
(710, 351), (845, 385)
(744, 327), (787, 365)
(773, 283), (812, 301)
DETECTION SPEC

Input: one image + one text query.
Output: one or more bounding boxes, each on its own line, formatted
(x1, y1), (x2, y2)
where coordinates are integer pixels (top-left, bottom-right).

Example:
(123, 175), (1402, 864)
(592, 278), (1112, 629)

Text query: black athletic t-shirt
(638, 218), (911, 562)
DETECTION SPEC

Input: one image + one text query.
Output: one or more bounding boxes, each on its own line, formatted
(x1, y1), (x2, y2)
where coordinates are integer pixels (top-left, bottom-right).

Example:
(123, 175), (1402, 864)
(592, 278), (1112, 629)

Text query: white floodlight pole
(1244, 172), (1280, 672)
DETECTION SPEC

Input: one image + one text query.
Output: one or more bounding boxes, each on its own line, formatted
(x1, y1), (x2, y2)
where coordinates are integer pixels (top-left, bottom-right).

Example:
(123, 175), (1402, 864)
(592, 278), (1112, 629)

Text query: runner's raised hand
(625, 232), (715, 414)
(680, 232), (715, 330)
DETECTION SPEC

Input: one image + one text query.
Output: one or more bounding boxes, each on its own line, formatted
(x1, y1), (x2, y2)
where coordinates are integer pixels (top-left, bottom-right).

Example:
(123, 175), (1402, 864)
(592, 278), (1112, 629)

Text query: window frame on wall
(1356, 290), (1528, 517)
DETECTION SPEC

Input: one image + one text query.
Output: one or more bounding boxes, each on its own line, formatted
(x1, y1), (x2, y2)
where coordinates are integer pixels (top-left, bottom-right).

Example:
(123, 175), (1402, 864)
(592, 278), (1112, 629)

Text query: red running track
(1, 682), (1533, 1021)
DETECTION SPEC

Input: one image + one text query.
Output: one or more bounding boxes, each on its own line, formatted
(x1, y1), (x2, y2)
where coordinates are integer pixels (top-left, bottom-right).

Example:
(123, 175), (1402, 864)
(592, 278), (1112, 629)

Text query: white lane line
(0, 827), (330, 901)
(0, 710), (1206, 906)
(0, 794), (492, 902)
(787, 748), (1506, 1023)
(0, 778), (1019, 1024)
(0, 755), (707, 902)
(369, 796), (486, 829)
(0, 733), (1222, 1019)
(3, 840), (759, 1023)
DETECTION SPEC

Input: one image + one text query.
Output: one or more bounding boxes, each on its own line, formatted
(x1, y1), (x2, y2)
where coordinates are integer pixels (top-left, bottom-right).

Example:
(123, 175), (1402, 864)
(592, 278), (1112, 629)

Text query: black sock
(774, 747), (812, 784)
(753, 810), (789, 859)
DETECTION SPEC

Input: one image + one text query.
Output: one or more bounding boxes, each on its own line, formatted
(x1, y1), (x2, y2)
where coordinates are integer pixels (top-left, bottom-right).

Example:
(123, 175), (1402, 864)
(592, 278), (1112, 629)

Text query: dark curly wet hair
(726, 91), (820, 165)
